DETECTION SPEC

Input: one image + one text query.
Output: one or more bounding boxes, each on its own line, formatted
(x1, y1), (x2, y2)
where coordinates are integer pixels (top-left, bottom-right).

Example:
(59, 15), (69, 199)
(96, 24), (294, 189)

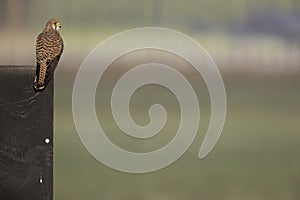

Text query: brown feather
(34, 19), (63, 92)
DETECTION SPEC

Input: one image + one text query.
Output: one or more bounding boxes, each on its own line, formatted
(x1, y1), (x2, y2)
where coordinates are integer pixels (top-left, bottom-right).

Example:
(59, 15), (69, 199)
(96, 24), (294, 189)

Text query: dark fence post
(0, 66), (53, 200)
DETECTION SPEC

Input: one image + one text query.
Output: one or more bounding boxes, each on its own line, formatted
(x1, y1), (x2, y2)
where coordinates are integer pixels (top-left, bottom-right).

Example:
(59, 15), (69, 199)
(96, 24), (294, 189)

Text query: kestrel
(34, 18), (64, 92)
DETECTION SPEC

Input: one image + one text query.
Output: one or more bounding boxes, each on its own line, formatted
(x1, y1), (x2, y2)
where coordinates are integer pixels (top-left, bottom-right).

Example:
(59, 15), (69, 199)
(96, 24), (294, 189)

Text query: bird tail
(33, 61), (47, 92)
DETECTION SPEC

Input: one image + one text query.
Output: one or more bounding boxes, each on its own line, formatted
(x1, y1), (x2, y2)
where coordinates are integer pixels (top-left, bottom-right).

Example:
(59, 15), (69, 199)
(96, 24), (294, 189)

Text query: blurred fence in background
(0, 0), (299, 74)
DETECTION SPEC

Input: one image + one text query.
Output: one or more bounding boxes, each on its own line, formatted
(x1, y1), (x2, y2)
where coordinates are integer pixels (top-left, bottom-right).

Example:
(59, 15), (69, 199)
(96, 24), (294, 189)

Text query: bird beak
(56, 22), (61, 29)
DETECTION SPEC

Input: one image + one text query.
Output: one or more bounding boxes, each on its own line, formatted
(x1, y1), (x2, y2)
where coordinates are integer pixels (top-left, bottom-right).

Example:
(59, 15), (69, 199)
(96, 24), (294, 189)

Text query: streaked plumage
(34, 18), (64, 92)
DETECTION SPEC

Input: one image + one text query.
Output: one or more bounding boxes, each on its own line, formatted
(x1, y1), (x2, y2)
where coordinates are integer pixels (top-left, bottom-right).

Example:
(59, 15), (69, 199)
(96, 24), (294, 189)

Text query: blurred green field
(54, 69), (300, 200)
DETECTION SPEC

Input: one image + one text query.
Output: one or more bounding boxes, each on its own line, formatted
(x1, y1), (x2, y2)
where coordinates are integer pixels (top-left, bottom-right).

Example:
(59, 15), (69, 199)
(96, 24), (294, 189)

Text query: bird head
(46, 19), (62, 31)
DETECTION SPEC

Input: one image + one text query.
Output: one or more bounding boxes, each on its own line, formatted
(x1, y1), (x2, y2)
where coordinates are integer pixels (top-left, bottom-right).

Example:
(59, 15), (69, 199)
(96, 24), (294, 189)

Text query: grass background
(54, 65), (300, 199)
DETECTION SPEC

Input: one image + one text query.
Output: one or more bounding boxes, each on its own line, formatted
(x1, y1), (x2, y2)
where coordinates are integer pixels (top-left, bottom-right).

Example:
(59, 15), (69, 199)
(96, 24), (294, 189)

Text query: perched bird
(34, 19), (64, 92)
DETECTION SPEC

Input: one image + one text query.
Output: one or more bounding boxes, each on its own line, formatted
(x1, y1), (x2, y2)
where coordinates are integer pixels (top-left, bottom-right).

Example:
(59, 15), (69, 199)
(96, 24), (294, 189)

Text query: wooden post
(0, 65), (53, 200)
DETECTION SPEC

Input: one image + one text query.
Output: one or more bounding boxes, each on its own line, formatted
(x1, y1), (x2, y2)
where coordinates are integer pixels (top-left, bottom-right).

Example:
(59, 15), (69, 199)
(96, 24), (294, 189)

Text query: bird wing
(35, 31), (63, 90)
(42, 53), (62, 88)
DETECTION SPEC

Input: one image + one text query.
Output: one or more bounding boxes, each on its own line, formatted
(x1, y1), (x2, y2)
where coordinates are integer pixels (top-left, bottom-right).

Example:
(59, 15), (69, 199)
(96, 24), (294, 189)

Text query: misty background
(1, 0), (300, 200)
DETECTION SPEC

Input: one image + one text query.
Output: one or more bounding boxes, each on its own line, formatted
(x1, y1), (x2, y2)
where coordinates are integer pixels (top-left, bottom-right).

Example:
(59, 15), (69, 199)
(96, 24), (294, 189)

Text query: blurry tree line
(0, 0), (300, 30)
(0, 0), (299, 72)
